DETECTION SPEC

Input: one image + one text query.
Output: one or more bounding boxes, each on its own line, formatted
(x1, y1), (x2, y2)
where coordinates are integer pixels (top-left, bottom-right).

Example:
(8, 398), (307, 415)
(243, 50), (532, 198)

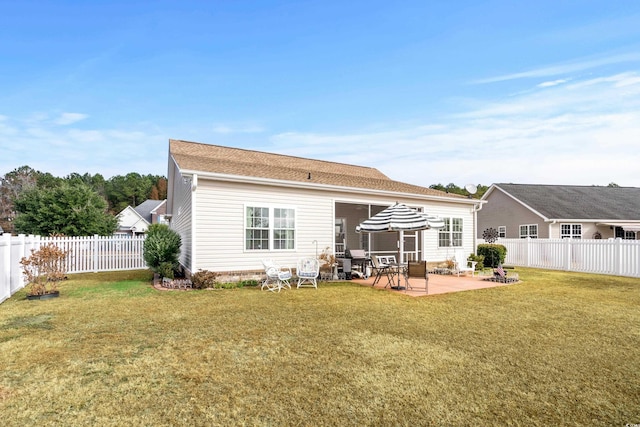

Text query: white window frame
(560, 223), (582, 239)
(245, 204), (296, 251)
(497, 226), (506, 238)
(438, 217), (463, 248)
(519, 224), (538, 238)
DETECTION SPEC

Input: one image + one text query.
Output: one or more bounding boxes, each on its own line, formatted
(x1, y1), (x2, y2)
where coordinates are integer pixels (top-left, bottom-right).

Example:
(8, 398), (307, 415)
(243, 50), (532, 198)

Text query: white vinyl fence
(1, 234), (146, 303)
(498, 238), (640, 278)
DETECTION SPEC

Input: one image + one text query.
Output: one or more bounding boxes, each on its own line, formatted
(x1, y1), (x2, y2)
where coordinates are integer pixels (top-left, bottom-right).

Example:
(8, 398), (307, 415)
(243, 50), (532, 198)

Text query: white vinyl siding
(195, 181), (333, 272)
(168, 163), (194, 273)
(188, 180), (477, 272)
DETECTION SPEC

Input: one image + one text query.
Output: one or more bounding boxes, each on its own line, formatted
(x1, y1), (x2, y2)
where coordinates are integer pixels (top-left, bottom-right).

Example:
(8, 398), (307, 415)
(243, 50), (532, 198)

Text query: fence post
(93, 235), (99, 273)
(525, 237), (531, 267)
(1, 234), (11, 303)
(565, 238), (572, 271)
(615, 238), (623, 276)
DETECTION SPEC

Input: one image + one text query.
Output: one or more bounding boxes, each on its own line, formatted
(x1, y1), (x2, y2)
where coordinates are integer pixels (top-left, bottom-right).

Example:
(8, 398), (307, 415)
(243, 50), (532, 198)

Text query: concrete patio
(349, 270), (519, 297)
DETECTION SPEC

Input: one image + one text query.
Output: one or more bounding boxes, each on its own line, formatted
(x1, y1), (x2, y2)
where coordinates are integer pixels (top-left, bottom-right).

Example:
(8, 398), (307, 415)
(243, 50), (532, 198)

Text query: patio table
(386, 262), (409, 290)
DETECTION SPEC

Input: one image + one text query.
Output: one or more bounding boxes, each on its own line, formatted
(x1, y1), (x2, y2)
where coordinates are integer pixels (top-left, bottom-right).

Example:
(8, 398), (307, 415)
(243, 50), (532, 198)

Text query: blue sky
(2, 0), (640, 187)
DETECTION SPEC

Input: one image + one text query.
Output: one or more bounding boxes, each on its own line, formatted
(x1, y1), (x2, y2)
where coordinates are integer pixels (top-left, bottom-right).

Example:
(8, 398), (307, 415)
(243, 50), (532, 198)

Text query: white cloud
(54, 112), (89, 125)
(268, 71), (640, 187)
(474, 52), (640, 84)
(537, 79), (569, 88)
(0, 112), (167, 178)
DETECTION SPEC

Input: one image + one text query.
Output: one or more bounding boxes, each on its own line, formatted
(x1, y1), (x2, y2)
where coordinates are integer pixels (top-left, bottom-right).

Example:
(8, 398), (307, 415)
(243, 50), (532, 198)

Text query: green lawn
(1, 268), (639, 426)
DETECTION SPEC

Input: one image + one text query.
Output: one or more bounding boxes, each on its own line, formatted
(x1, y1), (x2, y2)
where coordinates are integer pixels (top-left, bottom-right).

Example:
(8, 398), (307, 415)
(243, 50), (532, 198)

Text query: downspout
(548, 220), (556, 239)
(190, 174), (198, 274)
(473, 202), (483, 254)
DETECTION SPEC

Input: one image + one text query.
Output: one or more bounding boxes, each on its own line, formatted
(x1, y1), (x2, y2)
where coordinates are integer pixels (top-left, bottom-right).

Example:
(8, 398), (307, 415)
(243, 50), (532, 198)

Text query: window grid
(438, 217), (463, 247)
(246, 207), (270, 250)
(520, 224), (538, 238)
(498, 226), (506, 238)
(273, 208), (295, 249)
(561, 224), (582, 239)
(246, 206), (296, 251)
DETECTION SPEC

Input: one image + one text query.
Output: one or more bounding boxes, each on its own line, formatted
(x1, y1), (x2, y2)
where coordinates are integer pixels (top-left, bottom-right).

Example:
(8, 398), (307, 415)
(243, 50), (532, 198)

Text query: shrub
(238, 279), (259, 288)
(20, 243), (68, 296)
(468, 253), (485, 270)
(477, 244), (506, 268)
(192, 270), (218, 289)
(143, 224), (181, 279)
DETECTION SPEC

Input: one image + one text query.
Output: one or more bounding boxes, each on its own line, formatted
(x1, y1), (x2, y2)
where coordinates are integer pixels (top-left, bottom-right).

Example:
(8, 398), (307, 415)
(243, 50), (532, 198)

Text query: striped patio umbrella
(356, 203), (443, 289)
(356, 203), (443, 233)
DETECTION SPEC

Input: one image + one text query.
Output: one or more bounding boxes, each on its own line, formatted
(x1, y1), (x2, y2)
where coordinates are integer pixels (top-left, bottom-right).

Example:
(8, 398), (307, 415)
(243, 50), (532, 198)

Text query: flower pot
(26, 291), (60, 301)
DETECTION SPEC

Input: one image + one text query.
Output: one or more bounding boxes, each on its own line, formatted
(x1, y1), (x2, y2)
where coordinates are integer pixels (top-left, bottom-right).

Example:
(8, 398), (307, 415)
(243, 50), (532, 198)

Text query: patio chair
(453, 251), (477, 277)
(371, 255), (394, 287)
(261, 260), (292, 292)
(296, 257), (320, 289)
(406, 260), (429, 293)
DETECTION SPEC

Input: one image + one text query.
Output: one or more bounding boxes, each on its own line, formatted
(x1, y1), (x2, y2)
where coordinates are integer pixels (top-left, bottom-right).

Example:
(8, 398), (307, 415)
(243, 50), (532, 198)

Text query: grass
(0, 268), (639, 426)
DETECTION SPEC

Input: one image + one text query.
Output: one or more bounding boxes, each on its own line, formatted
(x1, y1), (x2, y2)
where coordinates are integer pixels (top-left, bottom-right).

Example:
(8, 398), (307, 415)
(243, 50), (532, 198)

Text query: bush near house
(477, 243), (506, 268)
(143, 224), (181, 279)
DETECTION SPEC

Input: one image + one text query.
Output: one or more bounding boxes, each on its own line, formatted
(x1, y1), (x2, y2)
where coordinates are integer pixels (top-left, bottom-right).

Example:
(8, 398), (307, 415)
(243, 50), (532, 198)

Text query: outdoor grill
(345, 249), (371, 278)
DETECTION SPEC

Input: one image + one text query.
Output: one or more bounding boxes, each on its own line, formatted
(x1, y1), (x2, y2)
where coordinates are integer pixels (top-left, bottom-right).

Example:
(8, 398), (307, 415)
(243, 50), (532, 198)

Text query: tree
(104, 173), (159, 213)
(0, 166), (41, 233)
(13, 181), (118, 236)
(429, 183), (489, 199)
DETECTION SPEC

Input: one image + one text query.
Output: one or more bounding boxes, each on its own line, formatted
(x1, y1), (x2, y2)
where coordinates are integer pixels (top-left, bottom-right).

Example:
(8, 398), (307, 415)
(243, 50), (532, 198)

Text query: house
(478, 183), (640, 240)
(115, 199), (167, 236)
(166, 139), (484, 279)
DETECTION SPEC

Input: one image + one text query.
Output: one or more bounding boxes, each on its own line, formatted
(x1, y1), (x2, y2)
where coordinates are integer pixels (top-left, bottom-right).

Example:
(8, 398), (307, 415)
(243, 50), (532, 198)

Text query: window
(560, 224), (582, 239)
(615, 226), (637, 240)
(438, 218), (463, 247)
(245, 206), (295, 250)
(498, 226), (506, 238)
(519, 224), (538, 238)
(273, 208), (295, 249)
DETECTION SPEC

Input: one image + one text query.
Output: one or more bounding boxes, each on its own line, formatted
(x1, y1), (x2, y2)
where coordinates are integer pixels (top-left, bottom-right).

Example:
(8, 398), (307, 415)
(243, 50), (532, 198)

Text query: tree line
(428, 183), (489, 198)
(0, 166), (167, 236)
(1, 165), (491, 237)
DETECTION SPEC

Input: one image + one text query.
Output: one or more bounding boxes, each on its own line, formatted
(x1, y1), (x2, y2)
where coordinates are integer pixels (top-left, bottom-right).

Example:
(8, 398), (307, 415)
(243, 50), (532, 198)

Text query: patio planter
(26, 291), (60, 301)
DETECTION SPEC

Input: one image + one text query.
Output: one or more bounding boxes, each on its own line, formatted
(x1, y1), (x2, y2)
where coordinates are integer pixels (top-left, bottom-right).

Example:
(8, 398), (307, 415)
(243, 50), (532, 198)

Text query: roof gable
(492, 183), (640, 220)
(169, 139), (464, 200)
(134, 199), (166, 223)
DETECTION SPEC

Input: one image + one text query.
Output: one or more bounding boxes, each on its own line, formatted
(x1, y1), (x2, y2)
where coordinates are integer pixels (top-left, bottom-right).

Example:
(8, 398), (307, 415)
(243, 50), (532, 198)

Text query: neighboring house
(167, 139), (484, 278)
(116, 199), (167, 236)
(478, 184), (640, 240)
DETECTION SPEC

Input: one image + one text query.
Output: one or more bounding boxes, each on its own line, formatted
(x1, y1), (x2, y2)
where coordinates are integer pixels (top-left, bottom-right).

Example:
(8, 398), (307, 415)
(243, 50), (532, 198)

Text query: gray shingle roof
(494, 183), (640, 220)
(134, 200), (165, 223)
(170, 139), (464, 199)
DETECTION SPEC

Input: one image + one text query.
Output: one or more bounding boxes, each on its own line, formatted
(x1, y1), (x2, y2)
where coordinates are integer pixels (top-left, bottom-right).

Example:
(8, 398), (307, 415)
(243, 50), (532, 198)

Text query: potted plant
(318, 247), (338, 280)
(20, 243), (68, 300)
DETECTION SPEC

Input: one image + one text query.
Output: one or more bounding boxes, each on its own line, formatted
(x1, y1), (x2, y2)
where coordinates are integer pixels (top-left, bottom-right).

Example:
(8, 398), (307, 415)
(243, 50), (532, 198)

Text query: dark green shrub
(238, 279), (259, 288)
(192, 270), (218, 289)
(157, 262), (175, 280)
(477, 244), (506, 268)
(143, 224), (181, 278)
(468, 253), (484, 270)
